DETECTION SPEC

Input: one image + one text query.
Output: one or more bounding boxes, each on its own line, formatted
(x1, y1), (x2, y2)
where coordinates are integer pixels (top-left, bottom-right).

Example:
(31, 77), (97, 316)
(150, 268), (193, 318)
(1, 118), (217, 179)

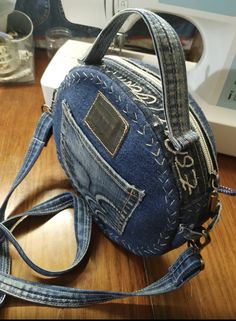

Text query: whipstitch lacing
(59, 68), (179, 254)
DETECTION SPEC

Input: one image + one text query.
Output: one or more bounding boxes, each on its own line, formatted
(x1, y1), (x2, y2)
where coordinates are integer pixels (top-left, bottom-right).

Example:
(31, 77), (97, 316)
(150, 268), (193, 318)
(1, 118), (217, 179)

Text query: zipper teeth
(189, 112), (215, 174)
(106, 56), (216, 175)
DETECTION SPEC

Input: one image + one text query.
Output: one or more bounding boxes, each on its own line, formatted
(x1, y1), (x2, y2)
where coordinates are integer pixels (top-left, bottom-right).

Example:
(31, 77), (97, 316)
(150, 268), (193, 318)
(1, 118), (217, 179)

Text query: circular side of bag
(52, 66), (194, 256)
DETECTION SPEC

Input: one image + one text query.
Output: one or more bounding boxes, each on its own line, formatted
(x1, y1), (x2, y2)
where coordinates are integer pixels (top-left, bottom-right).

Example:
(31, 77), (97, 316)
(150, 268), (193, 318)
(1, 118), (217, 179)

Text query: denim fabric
(15, 0), (101, 39)
(0, 108), (204, 307)
(60, 102), (145, 235)
(53, 65), (181, 256)
(101, 57), (213, 234)
(0, 192), (92, 277)
(84, 9), (199, 152)
(51, 7), (220, 257)
(0, 246), (203, 307)
(0, 7), (220, 307)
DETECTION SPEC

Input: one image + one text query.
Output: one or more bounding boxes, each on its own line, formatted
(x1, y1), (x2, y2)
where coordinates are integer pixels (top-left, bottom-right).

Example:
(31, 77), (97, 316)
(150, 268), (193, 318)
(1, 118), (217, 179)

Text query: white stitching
(59, 67), (180, 255)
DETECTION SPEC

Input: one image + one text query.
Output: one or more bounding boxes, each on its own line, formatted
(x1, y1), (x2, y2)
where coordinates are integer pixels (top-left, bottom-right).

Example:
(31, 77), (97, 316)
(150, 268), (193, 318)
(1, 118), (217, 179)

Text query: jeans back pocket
(60, 100), (145, 235)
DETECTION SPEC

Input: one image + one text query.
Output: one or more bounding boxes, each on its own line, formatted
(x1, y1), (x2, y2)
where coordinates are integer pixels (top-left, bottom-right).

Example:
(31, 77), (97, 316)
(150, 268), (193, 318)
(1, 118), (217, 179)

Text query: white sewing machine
(41, 0), (236, 156)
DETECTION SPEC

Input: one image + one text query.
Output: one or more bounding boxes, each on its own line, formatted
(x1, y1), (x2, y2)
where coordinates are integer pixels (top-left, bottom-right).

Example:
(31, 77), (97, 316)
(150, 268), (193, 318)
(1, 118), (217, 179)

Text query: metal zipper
(189, 111), (218, 176)
(105, 56), (218, 179)
(105, 55), (221, 215)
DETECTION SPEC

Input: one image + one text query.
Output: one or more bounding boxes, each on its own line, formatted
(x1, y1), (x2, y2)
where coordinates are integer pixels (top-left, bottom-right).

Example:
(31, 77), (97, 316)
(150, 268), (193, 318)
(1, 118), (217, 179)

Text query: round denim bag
(0, 7), (232, 309)
(52, 8), (220, 257)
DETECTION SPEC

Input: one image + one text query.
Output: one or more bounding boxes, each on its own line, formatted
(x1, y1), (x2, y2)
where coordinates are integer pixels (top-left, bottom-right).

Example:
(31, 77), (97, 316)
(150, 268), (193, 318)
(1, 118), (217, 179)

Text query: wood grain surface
(0, 49), (235, 319)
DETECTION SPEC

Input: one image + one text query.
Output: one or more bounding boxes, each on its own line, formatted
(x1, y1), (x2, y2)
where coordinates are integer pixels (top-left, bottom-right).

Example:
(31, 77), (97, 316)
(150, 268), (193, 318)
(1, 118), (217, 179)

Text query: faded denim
(0, 8), (221, 308)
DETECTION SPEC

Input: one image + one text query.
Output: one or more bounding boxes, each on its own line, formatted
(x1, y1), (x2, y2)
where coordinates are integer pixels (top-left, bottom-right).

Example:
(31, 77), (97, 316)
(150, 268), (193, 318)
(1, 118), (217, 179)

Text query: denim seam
(28, 199), (72, 214)
(149, 13), (191, 143)
(102, 61), (204, 202)
(86, 196), (124, 233)
(151, 18), (177, 134)
(62, 71), (168, 171)
(58, 68), (179, 254)
(0, 241), (10, 304)
(68, 69), (178, 252)
(95, 168), (178, 255)
(0, 281), (124, 307)
(13, 140), (43, 189)
(60, 103), (145, 235)
(62, 102), (141, 197)
(105, 61), (201, 199)
(93, 70), (179, 246)
(100, 64), (169, 169)
(159, 16), (186, 134)
(75, 197), (91, 265)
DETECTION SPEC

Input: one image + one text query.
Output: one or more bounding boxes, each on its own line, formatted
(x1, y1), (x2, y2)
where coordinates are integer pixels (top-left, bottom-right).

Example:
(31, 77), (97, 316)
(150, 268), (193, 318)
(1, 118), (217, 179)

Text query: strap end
(168, 130), (199, 152)
(169, 247), (204, 288)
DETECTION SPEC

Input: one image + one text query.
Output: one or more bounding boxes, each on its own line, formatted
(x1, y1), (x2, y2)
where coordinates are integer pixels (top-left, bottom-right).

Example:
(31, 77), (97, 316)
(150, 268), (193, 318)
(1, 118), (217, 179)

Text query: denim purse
(0, 8), (235, 307)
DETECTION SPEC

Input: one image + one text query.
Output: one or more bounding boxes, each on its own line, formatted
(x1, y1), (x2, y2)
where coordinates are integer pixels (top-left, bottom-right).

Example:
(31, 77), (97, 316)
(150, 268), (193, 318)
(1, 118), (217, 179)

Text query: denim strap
(0, 192), (92, 276)
(0, 112), (91, 302)
(84, 8), (199, 151)
(0, 113), (92, 276)
(0, 112), (53, 219)
(0, 111), (204, 307)
(0, 246), (202, 307)
(0, 112), (51, 305)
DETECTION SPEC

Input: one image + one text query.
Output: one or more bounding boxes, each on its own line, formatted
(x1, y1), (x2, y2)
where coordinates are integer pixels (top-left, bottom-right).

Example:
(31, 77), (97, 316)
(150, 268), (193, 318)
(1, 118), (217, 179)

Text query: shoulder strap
(0, 246), (202, 307)
(0, 109), (203, 307)
(0, 112), (53, 305)
(0, 111), (92, 274)
(0, 111), (92, 303)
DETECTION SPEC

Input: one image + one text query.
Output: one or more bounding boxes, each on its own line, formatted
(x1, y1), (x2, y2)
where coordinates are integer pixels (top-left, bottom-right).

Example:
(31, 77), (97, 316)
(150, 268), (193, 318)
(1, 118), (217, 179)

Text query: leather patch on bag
(84, 91), (129, 157)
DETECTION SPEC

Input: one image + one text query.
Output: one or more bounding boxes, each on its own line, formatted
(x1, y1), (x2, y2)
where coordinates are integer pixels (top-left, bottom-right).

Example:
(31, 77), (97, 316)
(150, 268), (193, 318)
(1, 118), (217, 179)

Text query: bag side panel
(53, 65), (181, 256)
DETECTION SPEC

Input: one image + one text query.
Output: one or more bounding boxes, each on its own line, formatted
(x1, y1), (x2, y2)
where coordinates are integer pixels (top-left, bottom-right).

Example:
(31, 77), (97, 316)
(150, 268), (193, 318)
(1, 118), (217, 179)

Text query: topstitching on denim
(59, 101), (145, 235)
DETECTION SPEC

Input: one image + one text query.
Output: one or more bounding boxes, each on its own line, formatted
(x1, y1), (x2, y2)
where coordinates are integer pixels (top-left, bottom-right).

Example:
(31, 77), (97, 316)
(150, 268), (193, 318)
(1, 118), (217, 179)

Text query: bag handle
(84, 8), (199, 151)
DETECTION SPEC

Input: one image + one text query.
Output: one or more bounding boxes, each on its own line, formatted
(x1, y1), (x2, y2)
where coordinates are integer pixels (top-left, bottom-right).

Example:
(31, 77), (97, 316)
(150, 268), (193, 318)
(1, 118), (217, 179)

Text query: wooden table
(0, 49), (235, 319)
